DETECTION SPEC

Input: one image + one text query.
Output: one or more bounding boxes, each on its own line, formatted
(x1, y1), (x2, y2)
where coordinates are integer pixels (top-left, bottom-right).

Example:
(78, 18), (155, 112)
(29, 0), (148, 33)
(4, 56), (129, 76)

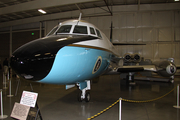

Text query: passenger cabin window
(47, 26), (58, 36)
(56, 25), (72, 33)
(73, 25), (87, 34)
(96, 29), (102, 38)
(90, 27), (96, 35)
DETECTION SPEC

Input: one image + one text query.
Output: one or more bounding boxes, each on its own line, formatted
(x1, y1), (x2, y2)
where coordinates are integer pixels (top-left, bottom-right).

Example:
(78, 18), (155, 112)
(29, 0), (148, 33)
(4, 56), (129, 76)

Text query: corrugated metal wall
(85, 11), (180, 64)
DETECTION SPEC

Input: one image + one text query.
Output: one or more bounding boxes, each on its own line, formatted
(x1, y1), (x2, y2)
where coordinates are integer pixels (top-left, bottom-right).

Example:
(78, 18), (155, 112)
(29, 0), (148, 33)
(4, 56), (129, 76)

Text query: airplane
(10, 15), (177, 102)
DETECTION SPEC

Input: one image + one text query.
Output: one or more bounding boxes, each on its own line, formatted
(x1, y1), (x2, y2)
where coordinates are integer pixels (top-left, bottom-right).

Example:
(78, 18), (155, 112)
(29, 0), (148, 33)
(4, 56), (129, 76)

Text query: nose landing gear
(77, 80), (91, 102)
(78, 90), (90, 102)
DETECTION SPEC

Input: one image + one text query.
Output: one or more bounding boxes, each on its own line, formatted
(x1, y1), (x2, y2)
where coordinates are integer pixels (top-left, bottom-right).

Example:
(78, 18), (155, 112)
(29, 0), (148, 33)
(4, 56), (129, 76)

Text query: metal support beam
(138, 0), (140, 10)
(13, 13), (24, 19)
(40, 22), (42, 38)
(93, 4), (109, 13)
(104, 0), (113, 16)
(75, 4), (84, 15)
(0, 1), (8, 7)
(1, 3), (180, 28)
(0, 0), (100, 15)
(44, 21), (47, 36)
(3, 15), (16, 20)
(10, 26), (12, 57)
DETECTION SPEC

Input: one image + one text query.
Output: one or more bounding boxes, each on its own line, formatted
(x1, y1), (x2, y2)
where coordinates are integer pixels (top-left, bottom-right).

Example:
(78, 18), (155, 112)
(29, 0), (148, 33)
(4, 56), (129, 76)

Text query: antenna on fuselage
(77, 13), (82, 25)
(78, 13), (82, 21)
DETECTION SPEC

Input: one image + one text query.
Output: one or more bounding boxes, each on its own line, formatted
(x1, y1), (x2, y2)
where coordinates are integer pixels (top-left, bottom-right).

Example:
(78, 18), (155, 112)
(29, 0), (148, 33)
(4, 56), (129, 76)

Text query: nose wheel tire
(78, 91), (83, 102)
(77, 91), (90, 102)
(85, 92), (90, 102)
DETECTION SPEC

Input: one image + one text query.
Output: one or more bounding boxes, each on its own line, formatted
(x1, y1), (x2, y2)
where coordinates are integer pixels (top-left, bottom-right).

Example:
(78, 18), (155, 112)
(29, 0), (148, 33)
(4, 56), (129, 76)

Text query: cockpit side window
(96, 29), (102, 38)
(57, 25), (72, 33)
(73, 25), (87, 34)
(47, 26), (58, 36)
(90, 27), (96, 35)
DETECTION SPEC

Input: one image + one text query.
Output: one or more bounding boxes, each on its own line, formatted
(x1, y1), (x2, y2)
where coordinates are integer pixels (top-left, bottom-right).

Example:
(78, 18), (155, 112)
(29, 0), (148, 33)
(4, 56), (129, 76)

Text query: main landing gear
(77, 80), (91, 102)
(126, 72), (135, 85)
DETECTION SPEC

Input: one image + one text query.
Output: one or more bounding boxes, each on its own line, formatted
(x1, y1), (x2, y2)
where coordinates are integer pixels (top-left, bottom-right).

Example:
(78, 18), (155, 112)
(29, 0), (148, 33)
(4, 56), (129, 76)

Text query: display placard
(20, 91), (38, 107)
(11, 102), (30, 120)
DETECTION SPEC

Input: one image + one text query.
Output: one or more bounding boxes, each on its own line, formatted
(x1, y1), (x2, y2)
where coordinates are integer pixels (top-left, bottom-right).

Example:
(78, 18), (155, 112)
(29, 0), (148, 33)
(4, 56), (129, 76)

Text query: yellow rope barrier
(87, 99), (119, 120)
(87, 85), (177, 120)
(122, 86), (177, 103)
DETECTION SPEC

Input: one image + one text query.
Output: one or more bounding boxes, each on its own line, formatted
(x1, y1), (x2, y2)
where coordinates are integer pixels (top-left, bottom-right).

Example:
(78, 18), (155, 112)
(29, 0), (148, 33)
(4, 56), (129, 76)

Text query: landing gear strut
(77, 80), (91, 102)
(126, 72), (135, 85)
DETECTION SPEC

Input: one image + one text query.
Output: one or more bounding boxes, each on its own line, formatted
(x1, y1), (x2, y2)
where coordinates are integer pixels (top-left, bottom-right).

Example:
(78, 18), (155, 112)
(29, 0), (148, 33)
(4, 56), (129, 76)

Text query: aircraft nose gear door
(77, 80), (91, 102)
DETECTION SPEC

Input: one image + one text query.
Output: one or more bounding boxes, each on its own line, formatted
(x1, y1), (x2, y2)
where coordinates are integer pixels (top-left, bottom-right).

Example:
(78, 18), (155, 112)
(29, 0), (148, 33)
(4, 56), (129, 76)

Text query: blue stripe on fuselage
(39, 46), (111, 84)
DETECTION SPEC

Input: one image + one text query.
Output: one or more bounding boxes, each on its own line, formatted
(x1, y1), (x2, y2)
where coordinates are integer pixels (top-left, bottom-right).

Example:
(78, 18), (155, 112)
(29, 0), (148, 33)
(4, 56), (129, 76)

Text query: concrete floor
(0, 70), (180, 120)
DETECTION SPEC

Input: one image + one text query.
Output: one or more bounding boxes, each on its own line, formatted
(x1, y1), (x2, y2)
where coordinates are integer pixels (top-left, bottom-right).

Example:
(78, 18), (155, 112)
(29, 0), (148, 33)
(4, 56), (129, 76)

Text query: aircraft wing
(114, 60), (177, 77)
(117, 65), (157, 73)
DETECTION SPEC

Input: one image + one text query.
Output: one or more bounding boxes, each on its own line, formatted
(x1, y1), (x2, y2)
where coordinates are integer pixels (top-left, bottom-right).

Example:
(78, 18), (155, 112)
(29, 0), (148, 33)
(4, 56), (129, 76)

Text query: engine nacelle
(124, 53), (132, 62)
(133, 53), (141, 63)
(124, 53), (141, 63)
(153, 61), (176, 77)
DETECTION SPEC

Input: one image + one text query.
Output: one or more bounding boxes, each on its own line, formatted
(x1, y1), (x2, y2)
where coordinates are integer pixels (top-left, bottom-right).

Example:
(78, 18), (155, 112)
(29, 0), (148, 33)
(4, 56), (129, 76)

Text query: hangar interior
(0, 0), (180, 120)
(0, 0), (180, 64)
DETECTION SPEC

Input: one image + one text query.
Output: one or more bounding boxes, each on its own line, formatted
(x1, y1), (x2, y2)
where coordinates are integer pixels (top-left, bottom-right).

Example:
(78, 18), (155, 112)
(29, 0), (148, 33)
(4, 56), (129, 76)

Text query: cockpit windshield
(47, 24), (95, 36)
(56, 25), (72, 34)
(46, 25), (58, 36)
(73, 25), (87, 34)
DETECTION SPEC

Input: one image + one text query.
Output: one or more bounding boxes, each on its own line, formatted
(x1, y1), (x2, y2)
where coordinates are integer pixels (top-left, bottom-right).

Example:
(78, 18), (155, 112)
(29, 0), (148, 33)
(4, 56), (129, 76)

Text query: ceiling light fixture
(174, 0), (179, 1)
(38, 9), (46, 14)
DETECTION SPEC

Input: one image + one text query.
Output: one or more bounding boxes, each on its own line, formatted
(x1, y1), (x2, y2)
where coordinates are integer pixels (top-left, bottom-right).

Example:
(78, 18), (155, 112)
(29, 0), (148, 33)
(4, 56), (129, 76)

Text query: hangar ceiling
(0, 0), (179, 24)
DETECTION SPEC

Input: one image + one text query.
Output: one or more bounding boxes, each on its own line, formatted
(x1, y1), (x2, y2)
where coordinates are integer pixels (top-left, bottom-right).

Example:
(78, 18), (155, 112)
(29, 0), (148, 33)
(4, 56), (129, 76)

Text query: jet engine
(153, 61), (177, 77)
(124, 53), (141, 63)
(133, 53), (141, 63)
(124, 53), (132, 62)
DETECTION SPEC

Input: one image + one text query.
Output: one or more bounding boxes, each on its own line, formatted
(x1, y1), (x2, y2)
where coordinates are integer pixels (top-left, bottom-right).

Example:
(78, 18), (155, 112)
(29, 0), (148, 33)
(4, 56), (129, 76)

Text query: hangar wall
(0, 33), (10, 60)
(108, 11), (180, 64)
(0, 30), (41, 61)
(0, 22), (44, 64)
(88, 11), (180, 65)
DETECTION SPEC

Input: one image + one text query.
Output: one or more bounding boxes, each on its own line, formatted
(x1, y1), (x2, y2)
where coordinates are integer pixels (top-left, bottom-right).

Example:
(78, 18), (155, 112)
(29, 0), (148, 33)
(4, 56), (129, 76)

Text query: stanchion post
(3, 72), (7, 89)
(7, 69), (13, 97)
(2, 72), (4, 84)
(177, 84), (179, 107)
(0, 90), (8, 119)
(119, 98), (122, 120)
(7, 70), (9, 81)
(15, 76), (20, 96)
(173, 84), (180, 109)
(7, 78), (14, 97)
